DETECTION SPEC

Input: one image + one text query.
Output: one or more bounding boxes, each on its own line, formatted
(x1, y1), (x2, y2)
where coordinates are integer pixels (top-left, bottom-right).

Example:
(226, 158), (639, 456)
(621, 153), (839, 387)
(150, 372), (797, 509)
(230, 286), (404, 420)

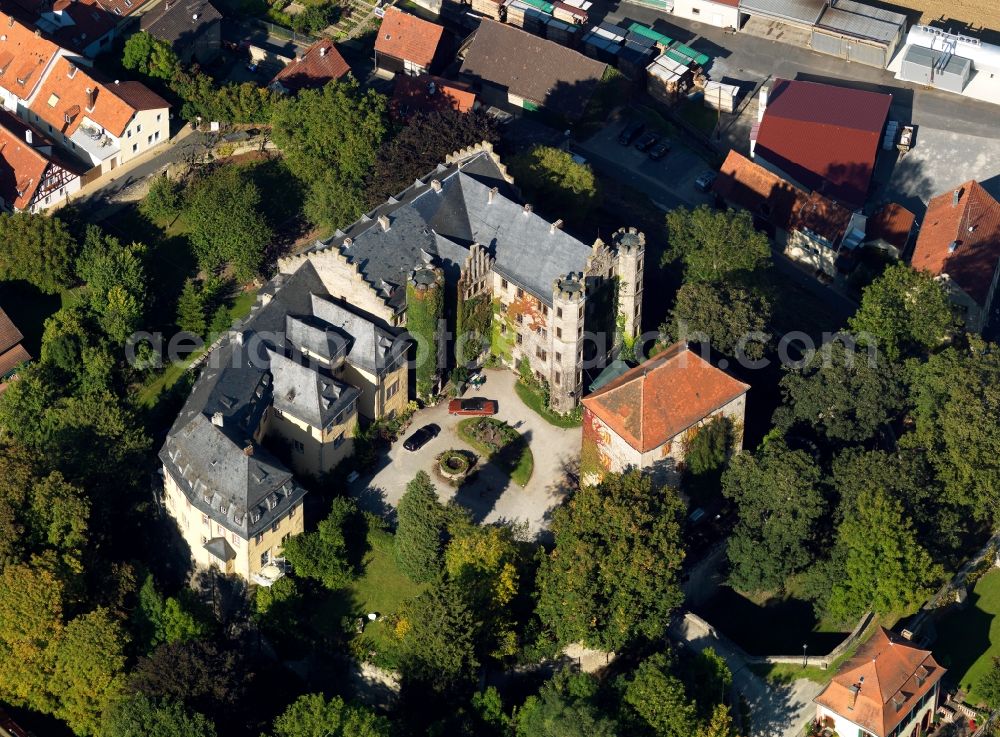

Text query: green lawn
(936, 568), (1000, 704)
(457, 417), (534, 487)
(677, 99), (720, 136)
(514, 381), (582, 428)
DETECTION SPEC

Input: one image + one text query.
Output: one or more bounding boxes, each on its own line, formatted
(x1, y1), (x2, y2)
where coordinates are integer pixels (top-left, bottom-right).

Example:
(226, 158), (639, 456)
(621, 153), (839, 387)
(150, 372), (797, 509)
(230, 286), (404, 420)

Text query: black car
(634, 132), (659, 152)
(647, 141), (671, 160)
(694, 170), (717, 192)
(618, 120), (645, 146)
(403, 423), (441, 451)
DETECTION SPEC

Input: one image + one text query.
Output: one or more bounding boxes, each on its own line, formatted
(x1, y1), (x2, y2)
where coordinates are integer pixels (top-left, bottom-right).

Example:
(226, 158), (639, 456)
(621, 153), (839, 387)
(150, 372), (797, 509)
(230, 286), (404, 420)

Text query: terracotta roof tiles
(391, 73), (476, 119)
(815, 628), (944, 737)
(0, 307), (24, 355)
(911, 181), (1000, 306)
(793, 189), (853, 244)
(582, 343), (749, 452)
(713, 150), (807, 230)
(0, 12), (61, 99)
(866, 202), (915, 252)
(270, 38), (351, 93)
(755, 78), (891, 209)
(374, 7), (444, 69)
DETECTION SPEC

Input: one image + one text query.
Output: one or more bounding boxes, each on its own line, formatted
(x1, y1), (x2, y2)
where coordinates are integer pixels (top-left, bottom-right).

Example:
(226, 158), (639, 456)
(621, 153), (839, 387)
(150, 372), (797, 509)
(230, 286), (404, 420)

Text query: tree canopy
(395, 471), (449, 583)
(0, 212), (78, 293)
(269, 693), (391, 737)
(509, 145), (601, 219)
(662, 281), (772, 360)
(663, 206), (771, 285)
(282, 497), (359, 590)
(122, 32), (180, 81)
(536, 470), (686, 651)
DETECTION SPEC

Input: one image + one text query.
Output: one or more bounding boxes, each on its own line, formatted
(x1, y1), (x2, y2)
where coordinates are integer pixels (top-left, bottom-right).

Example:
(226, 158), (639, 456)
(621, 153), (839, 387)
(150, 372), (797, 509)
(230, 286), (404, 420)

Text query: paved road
(671, 613), (823, 737)
(592, 4), (1000, 140)
(349, 368), (580, 538)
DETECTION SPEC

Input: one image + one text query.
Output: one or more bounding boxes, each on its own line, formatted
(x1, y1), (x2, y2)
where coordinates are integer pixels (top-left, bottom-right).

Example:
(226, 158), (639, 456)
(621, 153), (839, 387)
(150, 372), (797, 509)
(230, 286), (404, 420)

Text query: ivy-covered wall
(406, 270), (444, 400)
(490, 298), (516, 365)
(455, 293), (493, 365)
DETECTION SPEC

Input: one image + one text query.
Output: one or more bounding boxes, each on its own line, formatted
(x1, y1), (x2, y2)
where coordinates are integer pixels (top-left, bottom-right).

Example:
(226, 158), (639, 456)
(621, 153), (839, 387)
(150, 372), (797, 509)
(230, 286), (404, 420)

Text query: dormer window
(892, 693), (905, 711)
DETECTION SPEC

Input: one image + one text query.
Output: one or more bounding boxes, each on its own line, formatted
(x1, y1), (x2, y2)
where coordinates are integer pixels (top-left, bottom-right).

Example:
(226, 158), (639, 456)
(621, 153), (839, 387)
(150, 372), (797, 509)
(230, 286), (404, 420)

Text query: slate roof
(911, 181), (1000, 307)
(161, 263), (329, 538)
(374, 7), (444, 68)
(269, 38), (351, 94)
(308, 294), (408, 375)
(754, 78), (891, 209)
(582, 343), (749, 453)
(460, 20), (608, 121)
(815, 628), (944, 737)
(268, 347), (358, 429)
(305, 148), (595, 307)
(140, 0), (222, 47)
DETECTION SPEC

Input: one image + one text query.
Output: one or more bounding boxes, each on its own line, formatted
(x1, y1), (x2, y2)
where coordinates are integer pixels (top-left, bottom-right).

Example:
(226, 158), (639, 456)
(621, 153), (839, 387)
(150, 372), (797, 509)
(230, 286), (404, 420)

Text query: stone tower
(550, 272), (586, 413)
(612, 227), (645, 345)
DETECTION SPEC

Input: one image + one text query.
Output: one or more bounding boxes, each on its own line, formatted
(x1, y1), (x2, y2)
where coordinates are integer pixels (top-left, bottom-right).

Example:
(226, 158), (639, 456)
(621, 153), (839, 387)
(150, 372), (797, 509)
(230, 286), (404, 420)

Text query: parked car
(618, 120), (645, 146)
(634, 132), (659, 152)
(647, 141), (671, 160)
(694, 170), (717, 192)
(403, 423), (441, 451)
(448, 397), (498, 416)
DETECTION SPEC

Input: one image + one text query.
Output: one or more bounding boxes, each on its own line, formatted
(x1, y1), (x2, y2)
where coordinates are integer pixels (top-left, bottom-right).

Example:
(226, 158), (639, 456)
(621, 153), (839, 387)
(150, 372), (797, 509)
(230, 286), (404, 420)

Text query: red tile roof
(713, 150), (807, 231)
(0, 12), (61, 100)
(0, 306), (24, 355)
(0, 119), (58, 211)
(110, 80), (171, 111)
(28, 57), (150, 138)
(391, 74), (476, 119)
(866, 202), (915, 253)
(270, 39), (351, 93)
(582, 343), (749, 453)
(793, 189), (853, 244)
(815, 628), (944, 737)
(0, 342), (30, 379)
(755, 78), (891, 209)
(374, 7), (444, 69)
(911, 181), (1000, 307)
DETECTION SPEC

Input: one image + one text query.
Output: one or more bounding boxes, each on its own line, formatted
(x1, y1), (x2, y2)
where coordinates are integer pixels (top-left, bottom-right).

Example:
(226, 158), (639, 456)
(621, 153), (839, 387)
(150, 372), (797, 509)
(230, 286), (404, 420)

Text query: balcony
(252, 559), (289, 587)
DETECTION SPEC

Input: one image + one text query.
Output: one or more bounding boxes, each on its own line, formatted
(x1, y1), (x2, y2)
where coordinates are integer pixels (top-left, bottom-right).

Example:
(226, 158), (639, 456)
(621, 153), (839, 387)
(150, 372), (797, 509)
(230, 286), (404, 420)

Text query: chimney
(67, 62), (77, 78)
(523, 203), (532, 216)
(378, 214), (390, 231)
(948, 241), (958, 253)
(211, 411), (224, 427)
(953, 189), (961, 206)
(24, 129), (32, 145)
(243, 444), (254, 456)
(430, 179), (441, 193)
(550, 218), (564, 233)
(488, 186), (498, 204)
(757, 86), (769, 122)
(85, 86), (96, 110)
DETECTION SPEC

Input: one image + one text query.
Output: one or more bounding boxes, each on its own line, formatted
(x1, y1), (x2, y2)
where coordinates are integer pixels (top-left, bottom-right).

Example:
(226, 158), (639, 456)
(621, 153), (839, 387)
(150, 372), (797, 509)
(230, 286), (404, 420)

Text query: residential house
(0, 11), (62, 114)
(12, 0), (118, 58)
(159, 261), (408, 583)
(140, 0), (223, 65)
(0, 108), (84, 211)
(580, 343), (749, 485)
(865, 202), (916, 259)
(814, 628), (944, 737)
(27, 58), (170, 173)
(374, 7), (445, 77)
(910, 180), (1000, 333)
(752, 78), (891, 210)
(391, 73), (476, 120)
(714, 150), (862, 277)
(0, 306), (30, 394)
(278, 141), (645, 412)
(269, 38), (351, 94)
(459, 19), (608, 121)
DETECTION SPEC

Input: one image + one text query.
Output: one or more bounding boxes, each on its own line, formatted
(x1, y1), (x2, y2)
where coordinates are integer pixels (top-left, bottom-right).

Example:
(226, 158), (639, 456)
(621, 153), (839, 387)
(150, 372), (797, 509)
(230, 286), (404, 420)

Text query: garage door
(810, 29), (887, 67)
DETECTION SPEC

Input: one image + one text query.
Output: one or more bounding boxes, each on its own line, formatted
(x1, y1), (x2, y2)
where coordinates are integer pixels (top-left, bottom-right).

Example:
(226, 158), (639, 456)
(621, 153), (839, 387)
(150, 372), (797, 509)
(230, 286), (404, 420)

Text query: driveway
(671, 613), (823, 737)
(349, 368), (581, 538)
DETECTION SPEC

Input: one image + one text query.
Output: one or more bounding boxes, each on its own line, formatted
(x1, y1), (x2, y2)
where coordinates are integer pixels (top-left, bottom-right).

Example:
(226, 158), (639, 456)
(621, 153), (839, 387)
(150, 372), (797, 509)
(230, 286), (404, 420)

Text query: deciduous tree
(536, 470), (685, 651)
(622, 652), (698, 737)
(0, 212), (77, 293)
(661, 282), (772, 359)
(663, 206), (770, 285)
(516, 670), (618, 737)
(722, 441), (825, 593)
(122, 32), (180, 81)
(270, 693), (392, 737)
(101, 694), (217, 737)
(282, 497), (359, 590)
(509, 145), (600, 218)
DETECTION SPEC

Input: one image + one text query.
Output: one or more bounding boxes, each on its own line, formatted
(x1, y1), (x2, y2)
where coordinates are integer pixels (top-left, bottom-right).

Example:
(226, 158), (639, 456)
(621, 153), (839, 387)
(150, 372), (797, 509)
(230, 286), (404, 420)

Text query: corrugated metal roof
(628, 22), (673, 46)
(901, 44), (973, 76)
(739, 0), (824, 25)
(816, 0), (905, 43)
(666, 42), (710, 66)
(625, 30), (656, 47)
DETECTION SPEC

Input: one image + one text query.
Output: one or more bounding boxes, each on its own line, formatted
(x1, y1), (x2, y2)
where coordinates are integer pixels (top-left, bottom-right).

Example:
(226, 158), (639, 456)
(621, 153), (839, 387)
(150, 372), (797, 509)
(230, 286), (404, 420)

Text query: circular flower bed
(437, 449), (476, 484)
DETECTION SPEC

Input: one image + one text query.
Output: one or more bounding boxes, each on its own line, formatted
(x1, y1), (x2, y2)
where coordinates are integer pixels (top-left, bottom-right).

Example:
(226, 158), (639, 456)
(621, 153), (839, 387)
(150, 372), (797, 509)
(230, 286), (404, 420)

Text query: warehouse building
(898, 45), (973, 93)
(811, 0), (907, 68)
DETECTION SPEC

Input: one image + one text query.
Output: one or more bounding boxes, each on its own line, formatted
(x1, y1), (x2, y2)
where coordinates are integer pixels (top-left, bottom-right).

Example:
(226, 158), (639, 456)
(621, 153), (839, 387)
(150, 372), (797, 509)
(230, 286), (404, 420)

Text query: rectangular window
(516, 313), (523, 325)
(386, 380), (399, 398)
(202, 513), (209, 525)
(132, 143), (137, 153)
(147, 134), (153, 144)
(136, 123), (141, 132)
(231, 533), (240, 548)
(536, 347), (547, 361)
(516, 334), (523, 345)
(541, 305), (548, 316)
(289, 504), (296, 517)
(255, 533), (263, 544)
(555, 351), (561, 362)
(554, 371), (561, 385)
(556, 307), (563, 319)
(156, 113), (161, 122)
(556, 327), (562, 339)
(333, 433), (345, 449)
(127, 129), (131, 138)
(271, 521), (278, 533)
(501, 278), (508, 290)
(260, 551), (270, 566)
(293, 440), (305, 453)
(517, 288), (524, 299)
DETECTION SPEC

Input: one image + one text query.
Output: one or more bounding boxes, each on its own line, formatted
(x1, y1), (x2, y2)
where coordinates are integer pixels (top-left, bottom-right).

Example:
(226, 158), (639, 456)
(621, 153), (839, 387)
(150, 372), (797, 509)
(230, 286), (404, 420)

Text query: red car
(448, 397), (498, 416)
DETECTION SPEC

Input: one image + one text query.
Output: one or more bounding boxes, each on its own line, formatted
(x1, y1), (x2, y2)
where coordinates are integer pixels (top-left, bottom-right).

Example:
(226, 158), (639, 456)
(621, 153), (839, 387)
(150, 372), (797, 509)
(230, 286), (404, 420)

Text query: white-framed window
(386, 380), (399, 398)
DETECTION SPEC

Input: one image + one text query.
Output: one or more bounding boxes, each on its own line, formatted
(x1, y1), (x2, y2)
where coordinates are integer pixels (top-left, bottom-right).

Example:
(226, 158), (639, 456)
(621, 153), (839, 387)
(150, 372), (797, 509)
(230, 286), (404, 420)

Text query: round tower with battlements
(549, 272), (586, 413)
(612, 227), (645, 347)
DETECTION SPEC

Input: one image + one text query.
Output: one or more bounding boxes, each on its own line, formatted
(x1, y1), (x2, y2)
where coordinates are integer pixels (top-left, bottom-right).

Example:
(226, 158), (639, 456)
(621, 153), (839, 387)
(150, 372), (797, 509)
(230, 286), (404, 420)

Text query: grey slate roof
(307, 150), (594, 306)
(309, 294), (408, 375)
(159, 261), (368, 539)
(140, 0), (222, 46)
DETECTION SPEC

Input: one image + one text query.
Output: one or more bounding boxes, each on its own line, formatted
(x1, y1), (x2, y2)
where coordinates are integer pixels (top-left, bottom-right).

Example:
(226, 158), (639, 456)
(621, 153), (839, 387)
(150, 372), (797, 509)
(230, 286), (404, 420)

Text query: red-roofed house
(814, 628), (944, 737)
(752, 78), (891, 210)
(910, 181), (1000, 333)
(0, 306), (30, 394)
(374, 7), (445, 77)
(0, 12), (62, 110)
(27, 58), (170, 173)
(269, 38), (351, 95)
(11, 0), (118, 58)
(0, 108), (84, 211)
(391, 74), (476, 120)
(581, 343), (749, 484)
